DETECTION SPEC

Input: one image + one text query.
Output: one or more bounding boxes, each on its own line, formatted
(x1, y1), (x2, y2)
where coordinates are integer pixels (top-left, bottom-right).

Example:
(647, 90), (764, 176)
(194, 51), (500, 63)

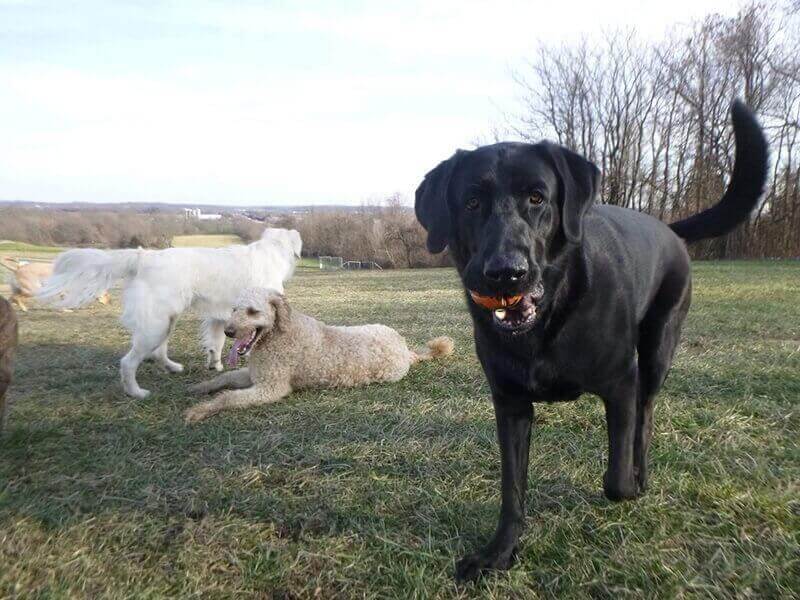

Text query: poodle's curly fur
(184, 287), (454, 423)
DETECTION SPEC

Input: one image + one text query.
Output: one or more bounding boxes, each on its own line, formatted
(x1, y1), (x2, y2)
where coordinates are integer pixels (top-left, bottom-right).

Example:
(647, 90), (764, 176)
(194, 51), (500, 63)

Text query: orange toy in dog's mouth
(469, 284), (545, 333)
(468, 291), (523, 311)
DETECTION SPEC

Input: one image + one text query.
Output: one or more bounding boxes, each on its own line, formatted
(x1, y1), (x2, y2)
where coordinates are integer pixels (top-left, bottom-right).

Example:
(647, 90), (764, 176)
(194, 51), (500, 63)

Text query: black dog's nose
(224, 326), (236, 338)
(484, 254), (529, 283)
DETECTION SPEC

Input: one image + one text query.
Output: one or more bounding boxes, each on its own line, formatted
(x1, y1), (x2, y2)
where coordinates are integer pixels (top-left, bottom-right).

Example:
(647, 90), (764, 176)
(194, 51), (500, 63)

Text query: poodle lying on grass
(184, 287), (454, 423)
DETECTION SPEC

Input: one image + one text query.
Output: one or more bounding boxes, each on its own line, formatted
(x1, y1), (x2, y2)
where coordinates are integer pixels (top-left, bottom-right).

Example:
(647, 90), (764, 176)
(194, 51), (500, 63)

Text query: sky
(0, 0), (742, 207)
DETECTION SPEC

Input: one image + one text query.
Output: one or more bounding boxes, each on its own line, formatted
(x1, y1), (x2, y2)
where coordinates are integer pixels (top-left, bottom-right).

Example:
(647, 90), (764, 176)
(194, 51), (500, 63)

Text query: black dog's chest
(522, 359), (582, 402)
(480, 339), (582, 403)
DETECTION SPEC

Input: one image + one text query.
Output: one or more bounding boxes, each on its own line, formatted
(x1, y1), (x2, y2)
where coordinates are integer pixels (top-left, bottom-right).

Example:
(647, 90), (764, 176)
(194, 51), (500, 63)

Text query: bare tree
(508, 2), (800, 258)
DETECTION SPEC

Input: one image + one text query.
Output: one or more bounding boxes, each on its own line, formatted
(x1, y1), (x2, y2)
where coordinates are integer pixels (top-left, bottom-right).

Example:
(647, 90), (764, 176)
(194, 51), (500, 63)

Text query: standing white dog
(38, 228), (301, 399)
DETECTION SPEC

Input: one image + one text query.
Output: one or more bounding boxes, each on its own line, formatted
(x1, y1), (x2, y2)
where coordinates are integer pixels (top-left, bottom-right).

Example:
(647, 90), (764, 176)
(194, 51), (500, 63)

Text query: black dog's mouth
(471, 283), (544, 334)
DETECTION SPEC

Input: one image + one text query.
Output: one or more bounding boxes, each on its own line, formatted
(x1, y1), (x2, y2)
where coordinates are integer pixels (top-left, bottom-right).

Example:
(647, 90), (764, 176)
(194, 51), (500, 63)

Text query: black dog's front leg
(456, 400), (533, 582)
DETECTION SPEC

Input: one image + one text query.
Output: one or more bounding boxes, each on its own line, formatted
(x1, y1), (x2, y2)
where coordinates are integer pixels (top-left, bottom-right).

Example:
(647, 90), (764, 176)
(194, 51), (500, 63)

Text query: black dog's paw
(603, 470), (640, 501)
(634, 467), (649, 495)
(455, 547), (517, 583)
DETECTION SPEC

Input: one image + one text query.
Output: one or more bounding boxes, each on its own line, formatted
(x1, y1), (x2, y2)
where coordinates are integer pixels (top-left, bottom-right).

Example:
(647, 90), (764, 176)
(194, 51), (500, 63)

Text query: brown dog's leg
(0, 301), (18, 433)
(455, 400), (532, 582)
(11, 294), (26, 312)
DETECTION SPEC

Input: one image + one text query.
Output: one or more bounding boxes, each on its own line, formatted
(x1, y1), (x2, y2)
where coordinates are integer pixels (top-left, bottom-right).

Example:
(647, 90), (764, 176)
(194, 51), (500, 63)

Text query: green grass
(0, 241), (64, 254)
(1, 262), (798, 597)
(0, 241), (64, 263)
(172, 234), (244, 248)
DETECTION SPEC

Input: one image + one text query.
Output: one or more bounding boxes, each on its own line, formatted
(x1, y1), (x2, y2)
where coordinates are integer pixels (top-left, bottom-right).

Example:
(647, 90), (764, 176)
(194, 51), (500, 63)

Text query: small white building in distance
(184, 208), (222, 221)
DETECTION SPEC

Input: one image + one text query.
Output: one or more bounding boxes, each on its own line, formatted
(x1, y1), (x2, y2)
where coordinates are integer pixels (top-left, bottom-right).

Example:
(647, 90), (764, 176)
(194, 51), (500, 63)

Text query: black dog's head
(416, 141), (600, 334)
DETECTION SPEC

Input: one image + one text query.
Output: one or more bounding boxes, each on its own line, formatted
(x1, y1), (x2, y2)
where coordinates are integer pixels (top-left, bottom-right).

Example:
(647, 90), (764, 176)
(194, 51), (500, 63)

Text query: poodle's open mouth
(226, 328), (263, 367)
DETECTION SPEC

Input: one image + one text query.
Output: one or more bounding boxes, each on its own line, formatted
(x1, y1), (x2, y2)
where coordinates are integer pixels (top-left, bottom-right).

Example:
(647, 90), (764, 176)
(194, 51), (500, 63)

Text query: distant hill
(0, 200), (405, 215)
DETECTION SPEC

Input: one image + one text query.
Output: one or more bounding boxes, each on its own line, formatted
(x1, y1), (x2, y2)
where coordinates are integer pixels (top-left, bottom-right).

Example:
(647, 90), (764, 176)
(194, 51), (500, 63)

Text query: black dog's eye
(246, 307), (259, 316)
(466, 198), (480, 211)
(528, 192), (545, 206)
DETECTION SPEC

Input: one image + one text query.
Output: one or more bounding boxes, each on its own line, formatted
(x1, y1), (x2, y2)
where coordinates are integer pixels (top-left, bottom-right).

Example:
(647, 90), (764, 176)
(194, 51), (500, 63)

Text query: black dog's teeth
(492, 294), (538, 331)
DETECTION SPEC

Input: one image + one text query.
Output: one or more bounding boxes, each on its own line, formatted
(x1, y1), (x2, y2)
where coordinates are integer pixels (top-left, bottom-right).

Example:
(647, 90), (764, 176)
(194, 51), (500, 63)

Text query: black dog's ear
(415, 151), (464, 254)
(545, 144), (601, 244)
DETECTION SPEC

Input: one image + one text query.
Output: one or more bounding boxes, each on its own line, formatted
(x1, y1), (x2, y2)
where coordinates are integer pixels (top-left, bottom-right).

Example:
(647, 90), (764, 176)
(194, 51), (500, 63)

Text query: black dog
(415, 100), (768, 582)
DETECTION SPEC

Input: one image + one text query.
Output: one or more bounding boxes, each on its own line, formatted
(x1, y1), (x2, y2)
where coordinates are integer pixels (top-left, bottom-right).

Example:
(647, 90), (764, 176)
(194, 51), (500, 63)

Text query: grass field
(172, 234), (244, 248)
(1, 262), (798, 597)
(0, 241), (64, 263)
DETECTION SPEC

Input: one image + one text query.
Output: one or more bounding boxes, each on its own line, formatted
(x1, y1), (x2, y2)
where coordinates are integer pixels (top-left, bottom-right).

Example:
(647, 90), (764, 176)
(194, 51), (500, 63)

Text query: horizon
(2, 0), (740, 207)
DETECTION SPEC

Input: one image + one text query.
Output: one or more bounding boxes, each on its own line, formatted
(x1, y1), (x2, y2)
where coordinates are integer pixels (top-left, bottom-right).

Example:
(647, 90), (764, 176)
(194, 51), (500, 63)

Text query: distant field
(1, 261), (798, 597)
(0, 240), (63, 261)
(298, 257), (320, 270)
(171, 234), (244, 248)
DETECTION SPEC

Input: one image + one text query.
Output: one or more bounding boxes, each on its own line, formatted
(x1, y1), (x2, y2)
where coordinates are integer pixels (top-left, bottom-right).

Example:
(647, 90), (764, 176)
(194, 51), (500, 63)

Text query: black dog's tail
(669, 100), (768, 243)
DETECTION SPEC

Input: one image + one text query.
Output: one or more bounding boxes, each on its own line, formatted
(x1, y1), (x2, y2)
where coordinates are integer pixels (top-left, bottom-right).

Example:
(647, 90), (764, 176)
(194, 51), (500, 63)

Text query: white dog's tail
(411, 336), (454, 364)
(38, 248), (141, 308)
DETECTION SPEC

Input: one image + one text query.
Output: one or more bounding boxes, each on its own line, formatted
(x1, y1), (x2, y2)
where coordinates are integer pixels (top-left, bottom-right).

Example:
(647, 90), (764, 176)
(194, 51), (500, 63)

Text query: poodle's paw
(184, 403), (215, 424)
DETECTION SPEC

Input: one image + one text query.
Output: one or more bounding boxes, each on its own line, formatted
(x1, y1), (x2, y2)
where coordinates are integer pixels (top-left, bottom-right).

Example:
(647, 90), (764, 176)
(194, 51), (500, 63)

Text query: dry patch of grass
(1, 262), (798, 597)
(171, 234), (244, 248)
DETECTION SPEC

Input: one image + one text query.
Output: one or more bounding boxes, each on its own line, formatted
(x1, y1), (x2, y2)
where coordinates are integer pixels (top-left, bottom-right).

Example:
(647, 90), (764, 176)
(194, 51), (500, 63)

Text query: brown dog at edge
(0, 294), (18, 432)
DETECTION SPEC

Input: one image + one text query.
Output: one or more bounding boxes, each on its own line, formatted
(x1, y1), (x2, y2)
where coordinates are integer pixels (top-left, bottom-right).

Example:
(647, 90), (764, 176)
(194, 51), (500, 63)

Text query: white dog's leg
(184, 381), (291, 423)
(151, 340), (184, 373)
(120, 316), (172, 399)
(120, 347), (150, 400)
(149, 316), (183, 373)
(189, 368), (252, 395)
(201, 318), (226, 372)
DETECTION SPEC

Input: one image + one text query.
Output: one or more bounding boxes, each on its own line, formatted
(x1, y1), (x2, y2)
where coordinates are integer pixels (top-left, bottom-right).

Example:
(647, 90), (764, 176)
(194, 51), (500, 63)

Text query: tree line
(0, 207), (263, 250)
(507, 2), (800, 258)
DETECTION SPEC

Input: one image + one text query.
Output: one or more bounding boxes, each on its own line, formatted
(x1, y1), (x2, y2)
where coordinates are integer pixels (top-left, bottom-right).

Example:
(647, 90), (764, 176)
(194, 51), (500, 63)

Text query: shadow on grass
(0, 383), (599, 554)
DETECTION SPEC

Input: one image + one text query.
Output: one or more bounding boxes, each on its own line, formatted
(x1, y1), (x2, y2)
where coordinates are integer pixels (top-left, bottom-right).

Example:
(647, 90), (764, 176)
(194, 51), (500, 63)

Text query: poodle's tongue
(227, 340), (246, 368)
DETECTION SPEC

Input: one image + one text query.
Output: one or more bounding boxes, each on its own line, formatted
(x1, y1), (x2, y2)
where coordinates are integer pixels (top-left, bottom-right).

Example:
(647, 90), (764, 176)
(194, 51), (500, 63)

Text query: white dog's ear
(290, 230), (302, 258)
(268, 293), (291, 332)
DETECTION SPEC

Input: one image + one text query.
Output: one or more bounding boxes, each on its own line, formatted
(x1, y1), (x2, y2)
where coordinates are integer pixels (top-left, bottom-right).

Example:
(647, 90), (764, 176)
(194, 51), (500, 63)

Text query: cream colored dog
(1, 257), (109, 312)
(185, 287), (454, 423)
